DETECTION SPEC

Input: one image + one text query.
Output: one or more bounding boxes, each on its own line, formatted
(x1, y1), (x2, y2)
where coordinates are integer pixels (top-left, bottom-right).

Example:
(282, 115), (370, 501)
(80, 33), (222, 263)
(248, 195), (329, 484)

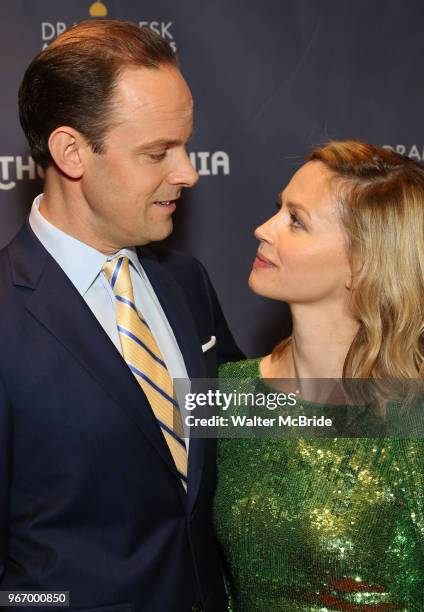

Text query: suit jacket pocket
(203, 345), (218, 376)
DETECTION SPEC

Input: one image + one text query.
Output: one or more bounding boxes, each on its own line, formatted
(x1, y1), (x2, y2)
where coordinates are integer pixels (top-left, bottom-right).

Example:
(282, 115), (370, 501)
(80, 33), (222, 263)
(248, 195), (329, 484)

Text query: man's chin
(139, 221), (174, 246)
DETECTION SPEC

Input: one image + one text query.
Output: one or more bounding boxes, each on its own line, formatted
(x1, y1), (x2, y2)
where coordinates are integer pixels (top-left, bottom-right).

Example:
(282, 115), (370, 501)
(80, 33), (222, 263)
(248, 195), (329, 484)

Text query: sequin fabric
(214, 360), (424, 611)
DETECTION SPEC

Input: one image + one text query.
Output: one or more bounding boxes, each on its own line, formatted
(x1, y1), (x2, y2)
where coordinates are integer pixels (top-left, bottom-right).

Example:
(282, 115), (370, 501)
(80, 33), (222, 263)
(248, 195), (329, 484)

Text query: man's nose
(168, 150), (199, 188)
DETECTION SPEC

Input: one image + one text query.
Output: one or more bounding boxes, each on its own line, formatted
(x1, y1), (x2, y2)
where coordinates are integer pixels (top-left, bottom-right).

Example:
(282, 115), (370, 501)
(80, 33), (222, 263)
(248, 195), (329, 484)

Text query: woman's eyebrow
(287, 202), (311, 219)
(279, 193), (311, 219)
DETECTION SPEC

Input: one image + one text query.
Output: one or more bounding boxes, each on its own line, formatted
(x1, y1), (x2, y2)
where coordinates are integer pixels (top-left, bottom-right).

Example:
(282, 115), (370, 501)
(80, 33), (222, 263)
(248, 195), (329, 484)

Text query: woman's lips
(253, 253), (276, 269)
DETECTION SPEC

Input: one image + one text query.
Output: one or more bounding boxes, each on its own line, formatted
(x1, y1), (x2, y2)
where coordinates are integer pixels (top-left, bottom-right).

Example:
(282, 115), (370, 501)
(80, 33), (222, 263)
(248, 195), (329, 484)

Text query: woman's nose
(254, 215), (276, 243)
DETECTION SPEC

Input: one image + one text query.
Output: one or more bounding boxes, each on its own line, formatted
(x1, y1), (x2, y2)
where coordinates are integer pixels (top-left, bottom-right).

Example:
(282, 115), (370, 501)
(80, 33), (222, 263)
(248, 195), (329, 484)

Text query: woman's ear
(345, 254), (363, 291)
(48, 126), (86, 179)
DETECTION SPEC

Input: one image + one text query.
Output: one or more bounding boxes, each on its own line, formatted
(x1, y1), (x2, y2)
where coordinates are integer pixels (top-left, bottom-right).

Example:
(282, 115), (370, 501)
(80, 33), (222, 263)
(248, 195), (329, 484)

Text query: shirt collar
(29, 193), (143, 296)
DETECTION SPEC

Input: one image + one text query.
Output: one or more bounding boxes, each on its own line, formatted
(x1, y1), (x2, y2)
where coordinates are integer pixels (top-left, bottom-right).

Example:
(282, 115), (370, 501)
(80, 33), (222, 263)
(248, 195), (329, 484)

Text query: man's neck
(40, 181), (120, 255)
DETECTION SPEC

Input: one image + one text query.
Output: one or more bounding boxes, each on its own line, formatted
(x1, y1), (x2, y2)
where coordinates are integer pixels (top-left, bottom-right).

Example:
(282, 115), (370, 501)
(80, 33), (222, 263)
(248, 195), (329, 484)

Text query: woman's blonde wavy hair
(274, 140), (424, 381)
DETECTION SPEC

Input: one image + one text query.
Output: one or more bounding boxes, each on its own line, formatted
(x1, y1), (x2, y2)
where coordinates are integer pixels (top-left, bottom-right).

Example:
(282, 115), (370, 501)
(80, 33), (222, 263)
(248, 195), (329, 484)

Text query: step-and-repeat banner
(0, 0), (422, 356)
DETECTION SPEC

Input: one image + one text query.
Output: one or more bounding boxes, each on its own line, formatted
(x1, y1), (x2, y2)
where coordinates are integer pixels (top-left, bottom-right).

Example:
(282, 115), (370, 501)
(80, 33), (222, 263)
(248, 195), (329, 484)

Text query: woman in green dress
(214, 141), (424, 611)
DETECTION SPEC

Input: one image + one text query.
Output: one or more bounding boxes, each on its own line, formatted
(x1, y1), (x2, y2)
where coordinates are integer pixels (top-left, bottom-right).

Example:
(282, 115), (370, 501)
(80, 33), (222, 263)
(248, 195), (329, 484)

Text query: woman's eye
(274, 200), (282, 210)
(289, 211), (304, 229)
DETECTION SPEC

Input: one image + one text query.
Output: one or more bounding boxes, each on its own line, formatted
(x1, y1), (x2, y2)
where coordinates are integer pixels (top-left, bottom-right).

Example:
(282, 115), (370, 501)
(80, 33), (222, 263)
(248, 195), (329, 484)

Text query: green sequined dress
(214, 359), (424, 611)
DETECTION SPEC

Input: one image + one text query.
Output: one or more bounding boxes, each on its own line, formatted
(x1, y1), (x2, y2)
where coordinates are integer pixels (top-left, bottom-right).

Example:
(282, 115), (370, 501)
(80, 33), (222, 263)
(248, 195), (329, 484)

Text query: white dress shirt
(29, 194), (190, 445)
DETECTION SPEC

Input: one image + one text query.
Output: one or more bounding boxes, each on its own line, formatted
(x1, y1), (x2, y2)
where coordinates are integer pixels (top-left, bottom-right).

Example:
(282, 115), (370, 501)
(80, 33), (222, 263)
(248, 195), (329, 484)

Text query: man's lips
(253, 252), (277, 269)
(153, 198), (178, 205)
(153, 198), (179, 211)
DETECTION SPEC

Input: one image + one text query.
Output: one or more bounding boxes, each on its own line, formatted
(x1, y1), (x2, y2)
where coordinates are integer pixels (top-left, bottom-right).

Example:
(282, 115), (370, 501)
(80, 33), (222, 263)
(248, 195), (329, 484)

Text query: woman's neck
(263, 302), (360, 380)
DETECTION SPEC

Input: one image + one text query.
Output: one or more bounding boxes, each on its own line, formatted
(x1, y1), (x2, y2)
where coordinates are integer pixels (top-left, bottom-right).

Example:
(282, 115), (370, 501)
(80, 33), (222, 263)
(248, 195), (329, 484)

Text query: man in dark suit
(0, 20), (243, 612)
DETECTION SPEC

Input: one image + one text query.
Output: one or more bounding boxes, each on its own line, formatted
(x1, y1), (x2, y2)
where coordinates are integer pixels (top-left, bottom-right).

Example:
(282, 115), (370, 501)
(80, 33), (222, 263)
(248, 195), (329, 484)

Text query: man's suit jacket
(0, 221), (244, 612)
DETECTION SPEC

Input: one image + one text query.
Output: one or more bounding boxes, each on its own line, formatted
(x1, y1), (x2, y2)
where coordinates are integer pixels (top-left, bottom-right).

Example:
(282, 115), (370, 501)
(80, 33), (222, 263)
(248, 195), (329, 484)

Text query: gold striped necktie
(103, 255), (188, 491)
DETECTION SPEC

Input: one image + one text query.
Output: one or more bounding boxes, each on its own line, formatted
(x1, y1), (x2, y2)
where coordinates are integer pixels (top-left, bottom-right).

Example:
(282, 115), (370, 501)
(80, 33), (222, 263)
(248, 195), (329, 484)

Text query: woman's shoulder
(218, 358), (261, 379)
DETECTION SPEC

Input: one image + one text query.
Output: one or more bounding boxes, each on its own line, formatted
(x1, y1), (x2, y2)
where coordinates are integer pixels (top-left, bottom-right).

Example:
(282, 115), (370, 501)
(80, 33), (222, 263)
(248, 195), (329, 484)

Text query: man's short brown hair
(19, 19), (177, 169)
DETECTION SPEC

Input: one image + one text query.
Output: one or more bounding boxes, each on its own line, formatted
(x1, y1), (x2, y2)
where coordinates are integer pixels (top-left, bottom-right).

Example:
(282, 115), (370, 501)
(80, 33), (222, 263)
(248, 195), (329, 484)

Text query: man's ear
(48, 126), (87, 179)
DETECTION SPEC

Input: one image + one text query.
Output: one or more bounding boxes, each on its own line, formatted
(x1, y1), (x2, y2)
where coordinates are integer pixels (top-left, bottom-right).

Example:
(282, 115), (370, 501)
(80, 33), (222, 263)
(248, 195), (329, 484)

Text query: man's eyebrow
(279, 193), (311, 219)
(135, 131), (194, 152)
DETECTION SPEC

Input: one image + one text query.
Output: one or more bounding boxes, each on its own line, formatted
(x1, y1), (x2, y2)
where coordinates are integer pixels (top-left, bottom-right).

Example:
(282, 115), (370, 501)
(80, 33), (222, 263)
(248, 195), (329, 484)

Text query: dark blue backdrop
(1, 0), (422, 355)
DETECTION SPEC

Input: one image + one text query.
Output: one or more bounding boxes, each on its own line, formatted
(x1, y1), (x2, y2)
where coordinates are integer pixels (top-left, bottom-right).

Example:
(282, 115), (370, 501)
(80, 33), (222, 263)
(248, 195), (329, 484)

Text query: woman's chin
(248, 271), (272, 298)
(247, 270), (258, 292)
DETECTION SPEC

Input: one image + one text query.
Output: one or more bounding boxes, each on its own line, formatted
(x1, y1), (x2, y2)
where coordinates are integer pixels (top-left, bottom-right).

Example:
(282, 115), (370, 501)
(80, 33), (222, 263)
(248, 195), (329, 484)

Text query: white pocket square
(201, 336), (216, 352)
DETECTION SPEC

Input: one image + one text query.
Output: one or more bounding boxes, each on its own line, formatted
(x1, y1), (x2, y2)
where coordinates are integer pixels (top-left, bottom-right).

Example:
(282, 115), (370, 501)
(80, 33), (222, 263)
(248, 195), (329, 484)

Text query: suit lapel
(9, 223), (184, 485)
(139, 249), (206, 379)
(139, 250), (207, 510)
(10, 223), (208, 507)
